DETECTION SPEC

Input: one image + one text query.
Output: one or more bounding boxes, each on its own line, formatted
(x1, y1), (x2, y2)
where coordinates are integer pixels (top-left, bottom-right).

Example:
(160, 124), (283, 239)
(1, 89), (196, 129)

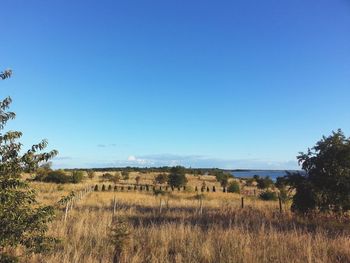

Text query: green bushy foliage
(71, 170), (84, 183)
(121, 171), (129, 180)
(155, 173), (168, 184)
(214, 170), (230, 187)
(168, 166), (188, 188)
(44, 170), (70, 184)
(227, 181), (240, 193)
(0, 69), (59, 260)
(283, 130), (350, 214)
(259, 191), (278, 201)
(254, 175), (273, 189)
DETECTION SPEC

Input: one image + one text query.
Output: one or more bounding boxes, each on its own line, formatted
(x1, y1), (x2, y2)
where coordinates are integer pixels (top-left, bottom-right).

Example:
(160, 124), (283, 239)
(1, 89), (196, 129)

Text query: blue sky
(1, 0), (350, 169)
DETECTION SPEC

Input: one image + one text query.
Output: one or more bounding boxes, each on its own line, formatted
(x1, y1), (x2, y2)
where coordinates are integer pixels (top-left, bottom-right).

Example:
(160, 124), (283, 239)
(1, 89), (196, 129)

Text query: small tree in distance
(227, 181), (240, 193)
(155, 173), (168, 184)
(168, 166), (188, 188)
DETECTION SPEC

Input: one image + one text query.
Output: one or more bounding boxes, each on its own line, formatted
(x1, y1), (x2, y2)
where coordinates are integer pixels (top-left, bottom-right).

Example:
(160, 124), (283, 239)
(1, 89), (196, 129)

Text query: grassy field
(23, 172), (350, 263)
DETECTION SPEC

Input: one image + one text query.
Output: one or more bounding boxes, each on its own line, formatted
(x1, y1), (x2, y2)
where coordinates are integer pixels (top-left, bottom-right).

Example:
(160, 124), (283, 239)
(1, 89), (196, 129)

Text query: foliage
(283, 130), (350, 214)
(227, 181), (240, 193)
(71, 170), (84, 184)
(259, 191), (278, 201)
(110, 217), (131, 263)
(245, 178), (255, 186)
(34, 162), (53, 181)
(87, 170), (95, 179)
(167, 166), (188, 187)
(214, 170), (230, 187)
(135, 175), (141, 185)
(101, 173), (120, 183)
(0, 69), (59, 260)
(254, 175), (273, 189)
(155, 173), (168, 184)
(121, 170), (129, 180)
(43, 170), (70, 184)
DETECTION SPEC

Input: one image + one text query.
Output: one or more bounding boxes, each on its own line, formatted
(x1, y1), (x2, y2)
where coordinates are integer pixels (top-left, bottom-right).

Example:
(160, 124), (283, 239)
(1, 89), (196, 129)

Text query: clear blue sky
(1, 0), (350, 169)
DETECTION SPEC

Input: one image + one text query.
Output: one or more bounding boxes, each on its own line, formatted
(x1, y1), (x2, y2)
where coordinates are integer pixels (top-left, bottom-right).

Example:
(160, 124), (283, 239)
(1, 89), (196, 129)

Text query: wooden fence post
(159, 198), (163, 214)
(241, 197), (244, 209)
(113, 196), (117, 216)
(278, 195), (283, 213)
(64, 201), (70, 222)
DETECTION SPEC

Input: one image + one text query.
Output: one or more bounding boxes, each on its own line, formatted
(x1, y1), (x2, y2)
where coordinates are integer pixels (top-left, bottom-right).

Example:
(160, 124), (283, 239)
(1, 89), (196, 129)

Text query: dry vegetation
(23, 173), (350, 263)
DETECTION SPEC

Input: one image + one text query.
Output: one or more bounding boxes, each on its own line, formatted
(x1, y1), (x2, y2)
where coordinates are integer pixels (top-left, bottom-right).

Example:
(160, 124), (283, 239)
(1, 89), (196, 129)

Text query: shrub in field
(214, 170), (230, 188)
(135, 175), (141, 185)
(71, 170), (84, 183)
(168, 166), (188, 187)
(259, 191), (278, 201)
(121, 170), (129, 180)
(254, 175), (273, 189)
(282, 130), (350, 214)
(227, 181), (240, 193)
(0, 69), (58, 261)
(110, 217), (131, 263)
(101, 173), (120, 183)
(34, 162), (52, 181)
(44, 170), (71, 184)
(87, 170), (95, 179)
(245, 177), (255, 186)
(155, 173), (168, 184)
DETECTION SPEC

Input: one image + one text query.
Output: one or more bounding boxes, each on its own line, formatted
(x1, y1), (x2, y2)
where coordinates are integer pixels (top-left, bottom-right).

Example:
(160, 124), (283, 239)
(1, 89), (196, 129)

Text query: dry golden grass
(23, 173), (350, 263)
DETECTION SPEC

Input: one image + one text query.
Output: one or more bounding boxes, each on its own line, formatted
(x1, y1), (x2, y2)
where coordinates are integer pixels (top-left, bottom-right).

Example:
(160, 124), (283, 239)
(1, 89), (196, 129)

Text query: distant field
(25, 172), (350, 263)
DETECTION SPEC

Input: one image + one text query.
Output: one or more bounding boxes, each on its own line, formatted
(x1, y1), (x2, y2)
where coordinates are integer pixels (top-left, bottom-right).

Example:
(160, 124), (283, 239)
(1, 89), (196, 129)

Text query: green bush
(71, 170), (84, 184)
(155, 173), (168, 184)
(227, 181), (240, 193)
(254, 175), (273, 189)
(259, 191), (278, 201)
(285, 130), (350, 214)
(101, 173), (120, 183)
(121, 171), (129, 180)
(44, 170), (70, 184)
(168, 166), (188, 187)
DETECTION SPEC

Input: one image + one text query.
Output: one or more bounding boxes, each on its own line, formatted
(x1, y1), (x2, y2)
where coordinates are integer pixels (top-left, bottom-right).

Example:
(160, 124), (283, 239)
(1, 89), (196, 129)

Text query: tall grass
(25, 179), (350, 263)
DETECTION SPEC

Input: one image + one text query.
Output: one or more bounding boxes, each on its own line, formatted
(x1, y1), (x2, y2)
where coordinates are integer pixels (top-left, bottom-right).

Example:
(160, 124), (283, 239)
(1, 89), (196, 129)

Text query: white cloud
(127, 155), (136, 161)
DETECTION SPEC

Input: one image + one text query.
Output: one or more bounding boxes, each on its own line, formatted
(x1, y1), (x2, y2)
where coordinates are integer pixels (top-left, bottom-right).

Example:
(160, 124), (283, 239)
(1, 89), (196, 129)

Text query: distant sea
(230, 170), (301, 181)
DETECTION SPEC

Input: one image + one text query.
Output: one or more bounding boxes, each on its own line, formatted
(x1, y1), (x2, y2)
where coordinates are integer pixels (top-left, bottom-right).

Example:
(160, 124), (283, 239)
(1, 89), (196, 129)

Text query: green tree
(284, 130), (350, 213)
(71, 170), (84, 184)
(0, 69), (59, 261)
(121, 170), (129, 180)
(154, 173), (168, 184)
(227, 181), (240, 193)
(44, 170), (70, 184)
(259, 191), (278, 201)
(34, 162), (53, 181)
(255, 176), (273, 189)
(168, 166), (188, 187)
(214, 170), (230, 188)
